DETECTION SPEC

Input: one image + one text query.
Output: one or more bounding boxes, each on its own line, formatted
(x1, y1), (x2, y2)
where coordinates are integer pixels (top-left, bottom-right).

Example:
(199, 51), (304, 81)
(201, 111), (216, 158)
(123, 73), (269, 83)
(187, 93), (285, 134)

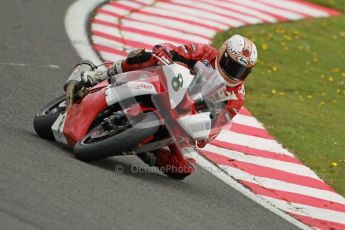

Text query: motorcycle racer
(65, 34), (258, 180)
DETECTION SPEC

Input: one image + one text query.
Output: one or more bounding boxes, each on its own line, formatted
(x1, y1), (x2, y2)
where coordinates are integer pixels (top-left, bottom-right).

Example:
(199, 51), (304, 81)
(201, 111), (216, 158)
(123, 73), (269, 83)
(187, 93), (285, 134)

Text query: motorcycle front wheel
(33, 95), (66, 141)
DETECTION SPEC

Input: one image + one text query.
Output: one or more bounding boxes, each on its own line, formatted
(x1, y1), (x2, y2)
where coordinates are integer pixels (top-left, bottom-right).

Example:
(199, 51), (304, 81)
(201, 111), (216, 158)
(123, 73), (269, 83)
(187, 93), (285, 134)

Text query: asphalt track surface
(0, 1), (300, 229)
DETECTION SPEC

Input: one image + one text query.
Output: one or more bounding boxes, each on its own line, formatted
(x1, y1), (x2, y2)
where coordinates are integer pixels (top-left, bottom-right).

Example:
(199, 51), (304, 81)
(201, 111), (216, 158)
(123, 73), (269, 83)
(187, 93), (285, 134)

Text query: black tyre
(33, 95), (66, 140)
(74, 112), (160, 162)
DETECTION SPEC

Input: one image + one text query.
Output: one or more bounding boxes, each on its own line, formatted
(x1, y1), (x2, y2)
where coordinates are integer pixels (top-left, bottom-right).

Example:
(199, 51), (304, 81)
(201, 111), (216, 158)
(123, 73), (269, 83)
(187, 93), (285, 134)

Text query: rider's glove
(152, 44), (173, 65)
(107, 59), (123, 78)
(81, 70), (107, 87)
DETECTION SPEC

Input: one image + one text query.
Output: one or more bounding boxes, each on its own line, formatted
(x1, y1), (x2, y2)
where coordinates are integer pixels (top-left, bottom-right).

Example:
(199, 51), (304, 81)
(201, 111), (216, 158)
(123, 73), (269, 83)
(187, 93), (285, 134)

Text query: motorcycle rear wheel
(74, 112), (160, 162)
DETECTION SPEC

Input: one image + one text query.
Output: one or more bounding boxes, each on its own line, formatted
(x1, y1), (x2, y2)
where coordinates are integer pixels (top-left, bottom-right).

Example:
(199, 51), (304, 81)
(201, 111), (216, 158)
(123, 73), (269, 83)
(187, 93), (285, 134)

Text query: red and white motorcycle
(33, 59), (229, 162)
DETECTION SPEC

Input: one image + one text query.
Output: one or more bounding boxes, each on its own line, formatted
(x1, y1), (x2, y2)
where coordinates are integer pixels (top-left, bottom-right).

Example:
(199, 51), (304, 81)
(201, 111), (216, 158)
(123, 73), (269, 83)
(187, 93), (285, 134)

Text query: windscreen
(189, 61), (227, 116)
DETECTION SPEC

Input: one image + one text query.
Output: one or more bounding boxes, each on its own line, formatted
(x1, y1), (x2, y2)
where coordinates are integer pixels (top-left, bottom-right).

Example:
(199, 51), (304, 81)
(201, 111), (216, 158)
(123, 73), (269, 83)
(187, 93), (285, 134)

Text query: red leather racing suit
(110, 43), (245, 123)
(108, 43), (245, 178)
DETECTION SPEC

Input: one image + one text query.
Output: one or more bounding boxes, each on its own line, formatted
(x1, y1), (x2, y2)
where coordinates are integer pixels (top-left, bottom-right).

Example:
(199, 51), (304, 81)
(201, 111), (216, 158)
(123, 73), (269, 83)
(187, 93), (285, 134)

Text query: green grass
(212, 1), (345, 195)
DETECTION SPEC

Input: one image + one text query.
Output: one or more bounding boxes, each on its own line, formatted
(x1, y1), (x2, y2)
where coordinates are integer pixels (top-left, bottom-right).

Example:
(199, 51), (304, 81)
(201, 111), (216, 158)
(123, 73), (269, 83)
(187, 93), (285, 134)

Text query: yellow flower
(276, 28), (286, 34)
(307, 95), (313, 99)
(321, 92), (326, 96)
(283, 35), (292, 41)
(279, 92), (285, 96)
(336, 89), (341, 93)
(320, 101), (325, 106)
(328, 77), (334, 82)
(331, 162), (338, 167)
(313, 57), (318, 63)
(331, 67), (339, 73)
(261, 43), (268, 50)
(271, 89), (277, 95)
(342, 72), (345, 77)
(272, 66), (278, 72)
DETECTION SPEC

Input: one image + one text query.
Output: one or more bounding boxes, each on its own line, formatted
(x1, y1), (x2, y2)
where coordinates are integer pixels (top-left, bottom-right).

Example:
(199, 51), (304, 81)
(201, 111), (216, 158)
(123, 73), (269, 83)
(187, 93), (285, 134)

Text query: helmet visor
(219, 52), (251, 81)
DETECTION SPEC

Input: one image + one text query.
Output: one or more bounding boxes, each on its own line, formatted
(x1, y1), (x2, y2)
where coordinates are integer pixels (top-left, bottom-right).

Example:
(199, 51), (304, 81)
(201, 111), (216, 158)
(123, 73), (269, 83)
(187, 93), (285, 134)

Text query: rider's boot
(137, 144), (196, 180)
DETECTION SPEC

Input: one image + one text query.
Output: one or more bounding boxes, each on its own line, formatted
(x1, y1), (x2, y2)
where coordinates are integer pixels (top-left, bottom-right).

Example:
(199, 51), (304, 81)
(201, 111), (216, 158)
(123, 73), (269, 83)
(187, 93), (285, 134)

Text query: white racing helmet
(215, 34), (258, 87)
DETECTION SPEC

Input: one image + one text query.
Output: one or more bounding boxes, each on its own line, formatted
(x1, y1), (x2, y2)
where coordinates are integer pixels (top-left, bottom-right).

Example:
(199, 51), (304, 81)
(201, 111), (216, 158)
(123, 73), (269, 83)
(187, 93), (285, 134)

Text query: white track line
(204, 144), (320, 179)
(92, 23), (174, 46)
(226, 0), (304, 20)
(200, 0), (278, 23)
(155, 2), (244, 27)
(128, 13), (217, 37)
(142, 7), (229, 30)
(119, 19), (211, 43)
(94, 13), (211, 43)
(217, 130), (293, 156)
(92, 36), (125, 50)
(102, 5), (130, 16)
(257, 0), (329, 17)
(222, 165), (345, 205)
(170, 0), (264, 24)
(232, 114), (265, 129)
(263, 196), (345, 225)
(120, 19), (211, 44)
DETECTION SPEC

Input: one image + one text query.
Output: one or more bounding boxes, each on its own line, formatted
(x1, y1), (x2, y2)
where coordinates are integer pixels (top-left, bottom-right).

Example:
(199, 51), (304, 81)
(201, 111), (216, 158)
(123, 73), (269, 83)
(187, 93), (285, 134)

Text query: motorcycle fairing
(52, 62), (231, 151)
(51, 112), (68, 145)
(63, 87), (108, 146)
(105, 64), (195, 110)
(105, 81), (158, 106)
(105, 67), (165, 108)
(162, 64), (195, 109)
